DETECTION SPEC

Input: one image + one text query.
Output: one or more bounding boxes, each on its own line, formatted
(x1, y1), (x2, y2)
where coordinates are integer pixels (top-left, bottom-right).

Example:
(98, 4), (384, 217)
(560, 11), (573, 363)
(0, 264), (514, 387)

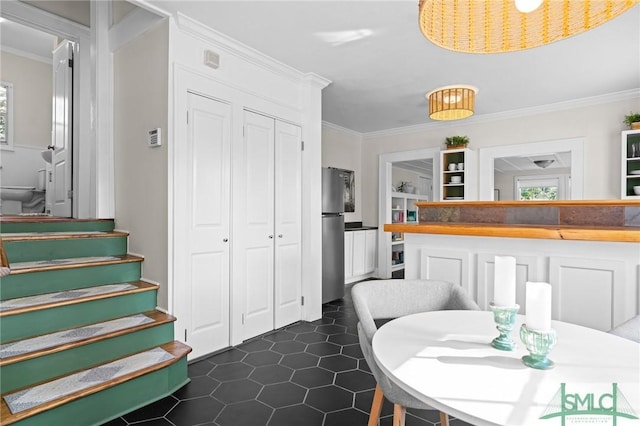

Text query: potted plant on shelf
(445, 135), (469, 150)
(624, 112), (640, 130)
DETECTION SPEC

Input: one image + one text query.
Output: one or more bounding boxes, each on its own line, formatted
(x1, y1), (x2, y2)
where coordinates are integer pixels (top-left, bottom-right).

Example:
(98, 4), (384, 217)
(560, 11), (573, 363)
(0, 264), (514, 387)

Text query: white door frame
(0, 1), (105, 219)
(378, 147), (441, 278)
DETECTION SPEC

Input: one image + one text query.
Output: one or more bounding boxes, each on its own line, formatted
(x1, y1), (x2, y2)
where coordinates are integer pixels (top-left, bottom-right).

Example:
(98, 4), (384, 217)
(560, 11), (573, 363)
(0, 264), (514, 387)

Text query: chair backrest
(609, 315), (640, 343)
(352, 279), (480, 343)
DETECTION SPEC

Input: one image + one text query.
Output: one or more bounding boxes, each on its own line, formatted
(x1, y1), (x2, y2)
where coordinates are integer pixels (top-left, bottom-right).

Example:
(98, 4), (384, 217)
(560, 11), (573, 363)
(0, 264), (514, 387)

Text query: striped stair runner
(0, 217), (191, 426)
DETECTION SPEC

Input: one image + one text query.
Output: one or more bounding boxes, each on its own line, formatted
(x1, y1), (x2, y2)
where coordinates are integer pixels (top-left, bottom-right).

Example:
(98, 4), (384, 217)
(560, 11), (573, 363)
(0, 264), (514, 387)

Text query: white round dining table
(372, 310), (640, 426)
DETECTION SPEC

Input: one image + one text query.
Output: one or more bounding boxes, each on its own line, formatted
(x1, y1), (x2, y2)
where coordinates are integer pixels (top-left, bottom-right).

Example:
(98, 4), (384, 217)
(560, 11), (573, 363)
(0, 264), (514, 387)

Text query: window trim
(514, 174), (569, 200)
(0, 81), (14, 151)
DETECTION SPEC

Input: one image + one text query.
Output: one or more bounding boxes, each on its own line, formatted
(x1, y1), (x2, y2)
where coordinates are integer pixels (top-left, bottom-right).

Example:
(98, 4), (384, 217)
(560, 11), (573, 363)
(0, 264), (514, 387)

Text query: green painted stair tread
(3, 234), (129, 263)
(0, 283), (159, 343)
(0, 231), (127, 241)
(0, 312), (177, 394)
(0, 218), (114, 234)
(0, 280), (157, 317)
(5, 254), (143, 275)
(0, 310), (175, 365)
(0, 341), (191, 426)
(0, 260), (143, 300)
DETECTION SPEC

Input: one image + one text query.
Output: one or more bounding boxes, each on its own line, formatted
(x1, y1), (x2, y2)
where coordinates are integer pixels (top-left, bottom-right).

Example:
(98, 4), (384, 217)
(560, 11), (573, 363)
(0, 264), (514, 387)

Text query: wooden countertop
(384, 222), (640, 242)
(415, 199), (640, 207)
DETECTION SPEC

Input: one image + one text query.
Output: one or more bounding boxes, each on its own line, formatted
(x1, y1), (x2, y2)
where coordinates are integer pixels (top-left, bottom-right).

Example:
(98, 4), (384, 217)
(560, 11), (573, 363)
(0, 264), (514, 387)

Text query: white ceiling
(4, 1), (639, 134)
(147, 1), (640, 133)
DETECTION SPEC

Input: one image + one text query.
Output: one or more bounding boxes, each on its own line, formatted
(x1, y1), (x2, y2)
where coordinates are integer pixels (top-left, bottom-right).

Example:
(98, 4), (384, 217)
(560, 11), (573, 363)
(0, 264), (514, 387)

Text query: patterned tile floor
(103, 285), (474, 426)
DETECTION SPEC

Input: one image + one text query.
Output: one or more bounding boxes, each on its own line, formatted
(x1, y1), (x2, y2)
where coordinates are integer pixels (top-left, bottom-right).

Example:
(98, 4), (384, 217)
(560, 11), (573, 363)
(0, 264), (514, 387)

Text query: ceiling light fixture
(426, 85), (477, 121)
(418, 0), (639, 54)
(534, 159), (554, 168)
(515, 0), (543, 13)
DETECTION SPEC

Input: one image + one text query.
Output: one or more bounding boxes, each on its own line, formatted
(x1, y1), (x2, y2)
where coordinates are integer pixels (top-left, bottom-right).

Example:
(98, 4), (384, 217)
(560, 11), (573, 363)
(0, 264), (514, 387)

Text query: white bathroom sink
(41, 150), (52, 164)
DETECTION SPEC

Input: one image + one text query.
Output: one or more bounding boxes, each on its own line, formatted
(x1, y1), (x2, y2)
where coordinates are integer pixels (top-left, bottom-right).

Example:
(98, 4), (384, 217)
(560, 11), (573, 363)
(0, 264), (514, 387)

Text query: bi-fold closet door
(233, 110), (303, 341)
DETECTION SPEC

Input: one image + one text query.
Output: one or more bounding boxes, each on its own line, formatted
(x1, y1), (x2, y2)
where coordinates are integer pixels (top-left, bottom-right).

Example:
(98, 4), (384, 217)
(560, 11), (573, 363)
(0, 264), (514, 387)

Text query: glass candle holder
(489, 303), (519, 351)
(519, 324), (557, 370)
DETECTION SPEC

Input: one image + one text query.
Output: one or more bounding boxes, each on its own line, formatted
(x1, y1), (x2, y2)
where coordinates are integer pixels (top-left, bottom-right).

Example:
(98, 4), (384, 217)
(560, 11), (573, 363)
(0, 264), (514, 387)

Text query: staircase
(0, 217), (191, 426)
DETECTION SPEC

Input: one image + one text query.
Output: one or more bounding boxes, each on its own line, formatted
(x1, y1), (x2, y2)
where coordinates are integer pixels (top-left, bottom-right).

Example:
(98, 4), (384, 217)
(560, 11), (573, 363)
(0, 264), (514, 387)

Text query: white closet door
(274, 121), (302, 328)
(240, 111), (276, 338)
(182, 92), (231, 359)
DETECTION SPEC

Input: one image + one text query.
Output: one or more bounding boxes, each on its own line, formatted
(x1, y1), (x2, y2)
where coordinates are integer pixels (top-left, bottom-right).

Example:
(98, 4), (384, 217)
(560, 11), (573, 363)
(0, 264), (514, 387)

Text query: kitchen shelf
(439, 148), (476, 201)
(622, 129), (640, 198)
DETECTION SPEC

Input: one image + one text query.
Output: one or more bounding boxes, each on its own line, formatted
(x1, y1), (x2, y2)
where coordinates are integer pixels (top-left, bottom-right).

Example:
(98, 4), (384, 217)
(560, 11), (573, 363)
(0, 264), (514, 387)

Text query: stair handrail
(0, 237), (10, 277)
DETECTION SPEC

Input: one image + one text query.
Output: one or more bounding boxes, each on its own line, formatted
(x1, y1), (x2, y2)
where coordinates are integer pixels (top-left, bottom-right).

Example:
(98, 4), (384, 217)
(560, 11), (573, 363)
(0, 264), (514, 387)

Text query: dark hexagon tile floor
(103, 284), (474, 426)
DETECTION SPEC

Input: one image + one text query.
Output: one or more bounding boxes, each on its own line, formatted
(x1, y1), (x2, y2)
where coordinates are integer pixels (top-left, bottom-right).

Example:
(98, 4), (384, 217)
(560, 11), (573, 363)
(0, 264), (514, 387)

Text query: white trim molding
(362, 89), (640, 140)
(478, 138), (584, 201)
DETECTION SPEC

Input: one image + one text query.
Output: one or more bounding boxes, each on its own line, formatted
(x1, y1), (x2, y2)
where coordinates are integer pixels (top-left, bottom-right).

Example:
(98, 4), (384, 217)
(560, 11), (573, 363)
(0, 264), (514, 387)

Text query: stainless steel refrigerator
(322, 167), (346, 303)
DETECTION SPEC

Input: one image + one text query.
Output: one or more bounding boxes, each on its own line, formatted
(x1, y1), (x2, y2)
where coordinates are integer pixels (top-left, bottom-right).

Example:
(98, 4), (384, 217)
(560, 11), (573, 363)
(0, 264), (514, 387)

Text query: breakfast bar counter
(382, 200), (640, 332)
(384, 222), (640, 242)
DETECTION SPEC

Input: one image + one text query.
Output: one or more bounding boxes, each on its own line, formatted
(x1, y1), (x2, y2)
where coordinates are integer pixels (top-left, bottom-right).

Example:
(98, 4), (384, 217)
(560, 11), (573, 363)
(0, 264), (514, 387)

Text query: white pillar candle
(494, 256), (516, 307)
(525, 282), (552, 331)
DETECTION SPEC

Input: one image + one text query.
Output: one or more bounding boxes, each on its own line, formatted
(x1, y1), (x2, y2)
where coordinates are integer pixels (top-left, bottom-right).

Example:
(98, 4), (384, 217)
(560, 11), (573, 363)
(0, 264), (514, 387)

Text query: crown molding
(0, 0), (90, 40)
(362, 88), (640, 140)
(175, 12), (309, 84)
(0, 46), (51, 64)
(303, 73), (331, 90)
(322, 121), (363, 139)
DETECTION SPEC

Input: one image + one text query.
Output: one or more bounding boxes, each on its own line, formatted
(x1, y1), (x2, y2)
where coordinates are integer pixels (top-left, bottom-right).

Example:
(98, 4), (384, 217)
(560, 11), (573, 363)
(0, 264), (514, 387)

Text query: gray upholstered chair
(609, 315), (640, 343)
(352, 279), (480, 426)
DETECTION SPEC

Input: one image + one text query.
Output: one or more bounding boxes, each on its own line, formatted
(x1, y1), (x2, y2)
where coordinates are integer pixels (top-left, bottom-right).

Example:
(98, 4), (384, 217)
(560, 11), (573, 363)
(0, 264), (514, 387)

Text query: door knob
(268, 235), (274, 239)
(47, 145), (55, 150)
(222, 238), (229, 242)
(278, 234), (283, 238)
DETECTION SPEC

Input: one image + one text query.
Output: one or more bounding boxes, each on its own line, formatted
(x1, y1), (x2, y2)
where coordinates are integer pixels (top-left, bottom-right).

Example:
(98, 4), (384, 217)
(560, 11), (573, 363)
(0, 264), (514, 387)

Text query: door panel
(51, 41), (73, 217)
(240, 111), (275, 338)
(274, 121), (302, 328)
(180, 92), (231, 359)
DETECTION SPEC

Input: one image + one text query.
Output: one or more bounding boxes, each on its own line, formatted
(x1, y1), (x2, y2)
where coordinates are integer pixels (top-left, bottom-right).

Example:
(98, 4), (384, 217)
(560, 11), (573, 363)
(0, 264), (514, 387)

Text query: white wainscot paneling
(549, 256), (625, 332)
(419, 249), (471, 296)
(476, 253), (540, 311)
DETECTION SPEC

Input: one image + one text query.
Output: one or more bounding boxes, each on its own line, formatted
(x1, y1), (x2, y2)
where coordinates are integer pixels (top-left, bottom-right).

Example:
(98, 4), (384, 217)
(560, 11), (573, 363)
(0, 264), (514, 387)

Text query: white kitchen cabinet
(344, 231), (353, 282)
(234, 110), (302, 340)
(345, 229), (377, 284)
(352, 231), (366, 277)
(365, 229), (377, 274)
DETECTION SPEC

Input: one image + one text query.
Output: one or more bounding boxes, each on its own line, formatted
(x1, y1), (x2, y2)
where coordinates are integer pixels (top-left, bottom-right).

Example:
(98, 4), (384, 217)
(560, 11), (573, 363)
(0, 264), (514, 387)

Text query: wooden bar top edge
(383, 223), (640, 242)
(414, 199), (640, 207)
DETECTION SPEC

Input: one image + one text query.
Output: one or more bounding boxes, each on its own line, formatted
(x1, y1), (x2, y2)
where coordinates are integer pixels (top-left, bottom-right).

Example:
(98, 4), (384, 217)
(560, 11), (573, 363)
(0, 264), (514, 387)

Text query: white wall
(0, 145), (46, 187)
(361, 97), (640, 225)
(0, 51), (52, 149)
(114, 20), (169, 308)
(392, 167), (430, 196)
(321, 123), (363, 223)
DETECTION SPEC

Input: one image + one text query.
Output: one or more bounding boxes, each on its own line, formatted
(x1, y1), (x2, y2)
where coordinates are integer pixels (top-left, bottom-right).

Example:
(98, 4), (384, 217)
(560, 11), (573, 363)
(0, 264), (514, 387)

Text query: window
(515, 175), (569, 200)
(0, 81), (13, 149)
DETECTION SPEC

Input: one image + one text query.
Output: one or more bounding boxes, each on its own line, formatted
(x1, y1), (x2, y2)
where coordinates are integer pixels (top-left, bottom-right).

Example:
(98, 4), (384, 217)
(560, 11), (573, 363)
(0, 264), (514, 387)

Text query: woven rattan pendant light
(427, 85), (478, 120)
(418, 0), (639, 54)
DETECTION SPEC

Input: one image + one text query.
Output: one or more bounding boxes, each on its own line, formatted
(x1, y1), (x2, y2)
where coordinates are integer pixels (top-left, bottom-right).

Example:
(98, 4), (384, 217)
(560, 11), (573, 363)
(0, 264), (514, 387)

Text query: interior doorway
(0, 17), (74, 216)
(378, 147), (440, 279)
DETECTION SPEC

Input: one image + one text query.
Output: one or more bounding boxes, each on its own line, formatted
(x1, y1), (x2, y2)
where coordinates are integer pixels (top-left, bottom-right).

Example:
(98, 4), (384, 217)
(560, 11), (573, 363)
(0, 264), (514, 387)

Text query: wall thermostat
(148, 128), (161, 147)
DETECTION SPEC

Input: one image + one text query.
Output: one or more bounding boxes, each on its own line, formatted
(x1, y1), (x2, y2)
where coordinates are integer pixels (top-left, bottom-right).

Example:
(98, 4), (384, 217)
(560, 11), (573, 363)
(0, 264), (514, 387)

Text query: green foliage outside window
(519, 186), (558, 200)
